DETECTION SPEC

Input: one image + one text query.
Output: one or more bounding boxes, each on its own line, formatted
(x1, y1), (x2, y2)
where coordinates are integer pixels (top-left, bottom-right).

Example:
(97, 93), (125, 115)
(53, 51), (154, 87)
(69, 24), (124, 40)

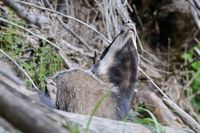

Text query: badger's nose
(123, 29), (137, 50)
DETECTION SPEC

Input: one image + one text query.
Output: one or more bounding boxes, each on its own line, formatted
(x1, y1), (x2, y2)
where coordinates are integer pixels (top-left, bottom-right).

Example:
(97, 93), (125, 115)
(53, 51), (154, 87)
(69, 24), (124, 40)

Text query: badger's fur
(55, 69), (120, 119)
(55, 23), (139, 120)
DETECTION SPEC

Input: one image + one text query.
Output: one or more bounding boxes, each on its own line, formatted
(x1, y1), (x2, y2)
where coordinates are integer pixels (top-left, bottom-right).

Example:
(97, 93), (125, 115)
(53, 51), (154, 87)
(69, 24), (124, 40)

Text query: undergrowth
(136, 107), (166, 133)
(181, 44), (200, 112)
(0, 7), (167, 133)
(64, 122), (81, 133)
(0, 8), (64, 91)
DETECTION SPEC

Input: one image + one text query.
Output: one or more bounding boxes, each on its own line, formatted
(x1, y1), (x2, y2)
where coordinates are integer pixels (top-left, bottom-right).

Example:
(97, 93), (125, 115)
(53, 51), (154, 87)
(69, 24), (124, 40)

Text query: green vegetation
(65, 122), (83, 133)
(70, 124), (81, 133)
(0, 8), (64, 91)
(85, 91), (111, 133)
(64, 122), (81, 133)
(181, 44), (200, 112)
(136, 107), (166, 133)
(122, 106), (165, 133)
(0, 32), (64, 91)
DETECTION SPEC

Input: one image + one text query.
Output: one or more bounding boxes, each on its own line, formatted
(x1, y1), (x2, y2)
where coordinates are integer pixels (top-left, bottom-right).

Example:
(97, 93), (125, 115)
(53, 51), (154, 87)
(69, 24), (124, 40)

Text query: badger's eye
(126, 20), (131, 23)
(122, 19), (131, 24)
(120, 29), (125, 34)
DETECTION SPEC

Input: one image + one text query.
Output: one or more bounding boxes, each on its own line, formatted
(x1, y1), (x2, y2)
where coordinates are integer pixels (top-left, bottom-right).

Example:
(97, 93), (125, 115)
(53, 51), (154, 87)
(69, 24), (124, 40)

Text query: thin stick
(0, 48), (40, 91)
(57, 50), (72, 69)
(2, 0), (49, 27)
(187, 89), (200, 100)
(0, 17), (61, 50)
(0, 17), (71, 68)
(138, 67), (172, 102)
(139, 66), (200, 132)
(15, 0), (111, 44)
(57, 17), (93, 52)
(135, 30), (143, 54)
(183, 68), (200, 91)
(133, 4), (143, 28)
(16, 0), (145, 54)
(194, 37), (200, 44)
(167, 38), (171, 78)
(164, 98), (200, 133)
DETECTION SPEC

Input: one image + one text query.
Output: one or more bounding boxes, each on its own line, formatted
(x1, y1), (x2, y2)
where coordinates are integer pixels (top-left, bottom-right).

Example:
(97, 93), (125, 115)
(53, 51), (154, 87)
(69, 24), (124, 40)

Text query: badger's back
(55, 22), (139, 120)
(55, 69), (119, 119)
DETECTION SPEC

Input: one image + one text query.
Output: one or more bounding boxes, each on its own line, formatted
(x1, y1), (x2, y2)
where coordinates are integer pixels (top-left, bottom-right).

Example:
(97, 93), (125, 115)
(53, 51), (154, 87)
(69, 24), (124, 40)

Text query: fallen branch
(58, 50), (72, 69)
(57, 111), (194, 133)
(0, 117), (16, 133)
(0, 63), (68, 133)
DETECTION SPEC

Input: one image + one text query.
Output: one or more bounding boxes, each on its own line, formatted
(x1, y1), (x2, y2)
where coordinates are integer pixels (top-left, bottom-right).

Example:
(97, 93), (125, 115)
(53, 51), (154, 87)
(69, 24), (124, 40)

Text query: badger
(53, 22), (139, 120)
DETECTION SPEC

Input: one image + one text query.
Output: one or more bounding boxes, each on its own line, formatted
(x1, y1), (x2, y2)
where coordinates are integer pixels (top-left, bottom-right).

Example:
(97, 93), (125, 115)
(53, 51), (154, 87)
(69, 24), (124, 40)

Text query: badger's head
(92, 23), (139, 96)
(92, 23), (139, 119)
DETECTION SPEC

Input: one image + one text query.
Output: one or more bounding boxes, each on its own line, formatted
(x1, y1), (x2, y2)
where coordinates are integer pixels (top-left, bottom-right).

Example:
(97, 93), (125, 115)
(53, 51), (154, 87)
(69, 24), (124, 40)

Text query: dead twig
(15, 0), (111, 44)
(187, 0), (200, 30)
(139, 66), (200, 132)
(0, 48), (40, 91)
(0, 117), (17, 132)
(136, 88), (182, 127)
(0, 17), (60, 50)
(183, 69), (200, 91)
(60, 40), (93, 57)
(164, 98), (200, 133)
(133, 4), (143, 28)
(194, 47), (200, 59)
(139, 67), (171, 100)
(57, 17), (93, 52)
(57, 50), (72, 69)
(2, 0), (49, 27)
(0, 17), (71, 68)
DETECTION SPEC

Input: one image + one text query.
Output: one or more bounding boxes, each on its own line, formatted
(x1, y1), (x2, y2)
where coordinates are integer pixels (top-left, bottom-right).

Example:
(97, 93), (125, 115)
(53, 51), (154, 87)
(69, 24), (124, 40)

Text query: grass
(136, 107), (166, 133)
(181, 44), (200, 112)
(0, 8), (64, 91)
(85, 91), (111, 133)
(64, 122), (81, 133)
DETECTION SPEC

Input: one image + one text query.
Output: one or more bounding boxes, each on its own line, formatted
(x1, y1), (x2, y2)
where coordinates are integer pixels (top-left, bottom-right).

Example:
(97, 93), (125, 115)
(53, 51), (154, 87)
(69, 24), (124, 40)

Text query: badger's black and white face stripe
(91, 23), (140, 119)
(100, 31), (137, 73)
(92, 23), (139, 83)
